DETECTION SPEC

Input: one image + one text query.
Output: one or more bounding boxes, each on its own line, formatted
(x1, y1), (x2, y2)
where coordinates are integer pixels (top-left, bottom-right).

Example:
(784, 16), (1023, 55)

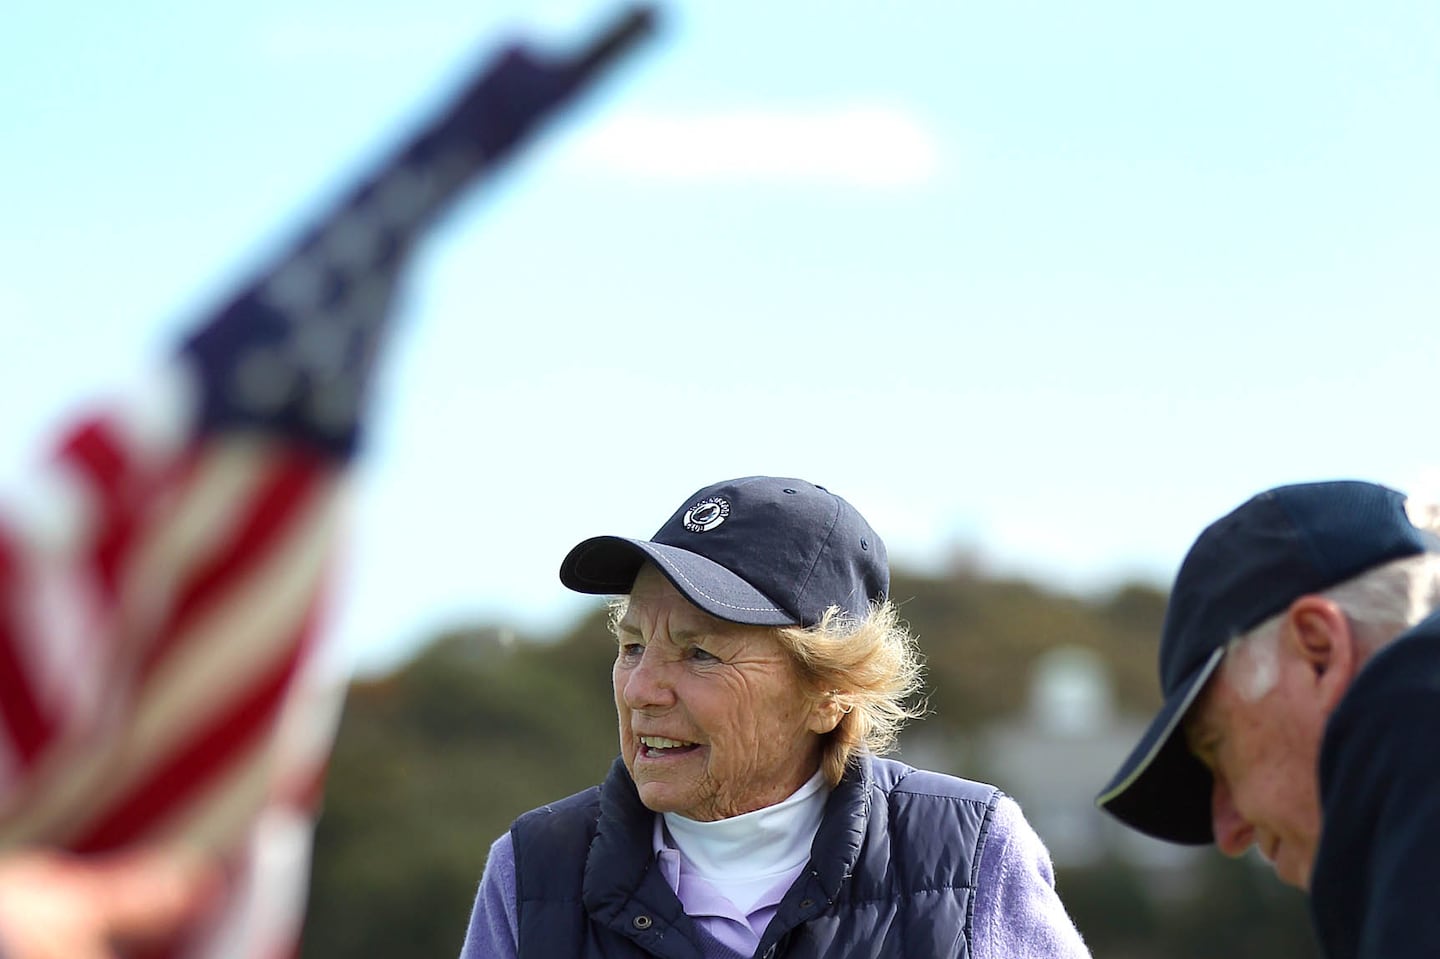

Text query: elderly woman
(460, 476), (1089, 958)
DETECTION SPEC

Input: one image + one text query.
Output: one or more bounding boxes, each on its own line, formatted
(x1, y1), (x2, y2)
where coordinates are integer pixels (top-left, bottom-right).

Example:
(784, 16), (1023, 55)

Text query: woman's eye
(618, 643), (644, 659)
(691, 647), (719, 663)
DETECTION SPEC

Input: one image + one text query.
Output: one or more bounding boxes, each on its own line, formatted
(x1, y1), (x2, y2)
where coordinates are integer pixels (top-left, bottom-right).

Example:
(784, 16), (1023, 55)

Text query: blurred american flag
(0, 9), (654, 957)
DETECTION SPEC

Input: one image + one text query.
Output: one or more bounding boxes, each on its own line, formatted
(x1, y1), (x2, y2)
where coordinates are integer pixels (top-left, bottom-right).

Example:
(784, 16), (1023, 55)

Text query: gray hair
(1224, 498), (1440, 701)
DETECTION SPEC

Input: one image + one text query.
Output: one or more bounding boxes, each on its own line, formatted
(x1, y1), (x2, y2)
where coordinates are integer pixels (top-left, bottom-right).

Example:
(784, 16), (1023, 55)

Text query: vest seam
(965, 790), (1001, 950)
(839, 887), (978, 901)
(892, 790), (995, 804)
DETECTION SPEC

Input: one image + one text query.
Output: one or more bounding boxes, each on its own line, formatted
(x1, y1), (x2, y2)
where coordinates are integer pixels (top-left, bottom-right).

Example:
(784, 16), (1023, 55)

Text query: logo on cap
(683, 496), (730, 533)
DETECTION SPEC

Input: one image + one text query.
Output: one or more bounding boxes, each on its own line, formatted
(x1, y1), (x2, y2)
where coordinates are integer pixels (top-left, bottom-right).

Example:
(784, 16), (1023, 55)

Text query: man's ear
(1285, 595), (1358, 711)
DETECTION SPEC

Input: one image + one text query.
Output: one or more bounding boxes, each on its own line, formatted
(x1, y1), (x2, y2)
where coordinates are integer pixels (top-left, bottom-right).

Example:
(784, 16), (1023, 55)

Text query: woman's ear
(809, 692), (850, 735)
(1285, 595), (1359, 711)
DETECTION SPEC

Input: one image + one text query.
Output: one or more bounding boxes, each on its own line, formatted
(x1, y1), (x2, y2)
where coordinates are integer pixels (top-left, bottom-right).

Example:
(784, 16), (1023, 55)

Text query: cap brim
(1095, 647), (1224, 845)
(559, 536), (799, 627)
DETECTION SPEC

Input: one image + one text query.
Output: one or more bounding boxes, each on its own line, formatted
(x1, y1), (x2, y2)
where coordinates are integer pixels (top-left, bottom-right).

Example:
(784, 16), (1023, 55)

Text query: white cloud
(570, 103), (943, 187)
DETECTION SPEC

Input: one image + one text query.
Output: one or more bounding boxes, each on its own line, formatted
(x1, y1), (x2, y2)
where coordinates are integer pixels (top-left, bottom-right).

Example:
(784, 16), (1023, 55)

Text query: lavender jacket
(460, 761), (1090, 959)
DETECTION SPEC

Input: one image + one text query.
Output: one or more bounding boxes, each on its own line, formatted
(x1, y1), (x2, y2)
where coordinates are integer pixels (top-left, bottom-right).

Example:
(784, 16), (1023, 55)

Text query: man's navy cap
(559, 476), (888, 627)
(1096, 480), (1433, 844)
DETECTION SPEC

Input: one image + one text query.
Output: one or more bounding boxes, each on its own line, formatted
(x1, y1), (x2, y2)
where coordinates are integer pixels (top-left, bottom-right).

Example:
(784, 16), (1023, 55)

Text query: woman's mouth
(638, 735), (700, 758)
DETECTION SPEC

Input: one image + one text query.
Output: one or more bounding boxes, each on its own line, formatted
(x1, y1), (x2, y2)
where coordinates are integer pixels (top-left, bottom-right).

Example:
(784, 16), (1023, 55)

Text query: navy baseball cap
(559, 476), (888, 627)
(1097, 480), (1434, 844)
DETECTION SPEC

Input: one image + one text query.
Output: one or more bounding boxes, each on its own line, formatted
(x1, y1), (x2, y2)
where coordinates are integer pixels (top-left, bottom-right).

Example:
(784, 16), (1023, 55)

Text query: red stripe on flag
(140, 447), (329, 679)
(0, 620), (55, 768)
(58, 419), (131, 507)
(57, 418), (151, 606)
(92, 501), (143, 611)
(0, 531), (57, 767)
(97, 447), (206, 602)
(69, 612), (317, 854)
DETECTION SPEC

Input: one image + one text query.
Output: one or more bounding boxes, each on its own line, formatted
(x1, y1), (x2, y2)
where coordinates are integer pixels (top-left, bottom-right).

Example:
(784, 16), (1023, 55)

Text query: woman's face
(612, 565), (835, 821)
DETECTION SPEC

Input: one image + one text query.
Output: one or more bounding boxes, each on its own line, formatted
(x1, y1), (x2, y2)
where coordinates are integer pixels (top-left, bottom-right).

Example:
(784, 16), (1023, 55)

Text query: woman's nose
(621, 647), (675, 709)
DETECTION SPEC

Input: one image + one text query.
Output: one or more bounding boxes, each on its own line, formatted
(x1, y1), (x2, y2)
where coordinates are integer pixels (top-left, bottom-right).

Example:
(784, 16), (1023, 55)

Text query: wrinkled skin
(1185, 597), (1359, 889)
(612, 565), (842, 821)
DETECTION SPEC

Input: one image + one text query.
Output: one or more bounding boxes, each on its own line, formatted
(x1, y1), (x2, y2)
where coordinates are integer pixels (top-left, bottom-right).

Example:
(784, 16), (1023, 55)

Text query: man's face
(1184, 642), (1329, 890)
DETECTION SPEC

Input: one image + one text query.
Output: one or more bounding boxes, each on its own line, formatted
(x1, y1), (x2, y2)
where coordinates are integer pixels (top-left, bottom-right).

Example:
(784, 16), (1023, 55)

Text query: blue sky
(4, 0), (1437, 675)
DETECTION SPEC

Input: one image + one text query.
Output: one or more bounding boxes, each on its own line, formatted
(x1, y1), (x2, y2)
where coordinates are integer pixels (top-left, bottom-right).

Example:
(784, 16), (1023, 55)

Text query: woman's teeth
(640, 736), (694, 750)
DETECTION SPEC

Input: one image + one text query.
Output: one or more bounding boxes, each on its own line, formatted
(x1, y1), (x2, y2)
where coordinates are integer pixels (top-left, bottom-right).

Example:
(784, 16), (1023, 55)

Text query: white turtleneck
(658, 769), (829, 915)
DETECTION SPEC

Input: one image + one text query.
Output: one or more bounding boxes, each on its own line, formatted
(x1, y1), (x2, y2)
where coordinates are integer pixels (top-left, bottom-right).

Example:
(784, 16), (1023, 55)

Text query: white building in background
(902, 645), (1200, 893)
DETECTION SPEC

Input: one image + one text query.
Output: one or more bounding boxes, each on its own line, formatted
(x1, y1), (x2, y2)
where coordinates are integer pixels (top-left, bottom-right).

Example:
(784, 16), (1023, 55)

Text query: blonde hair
(606, 597), (927, 788)
(775, 601), (927, 787)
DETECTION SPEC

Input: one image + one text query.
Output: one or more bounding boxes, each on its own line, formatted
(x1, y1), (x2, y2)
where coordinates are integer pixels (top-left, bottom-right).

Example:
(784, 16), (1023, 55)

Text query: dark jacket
(511, 754), (1001, 959)
(1312, 610), (1440, 959)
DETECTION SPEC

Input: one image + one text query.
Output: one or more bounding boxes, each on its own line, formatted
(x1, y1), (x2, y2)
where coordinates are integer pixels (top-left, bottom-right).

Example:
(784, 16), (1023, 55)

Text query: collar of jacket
(581, 755), (874, 951)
